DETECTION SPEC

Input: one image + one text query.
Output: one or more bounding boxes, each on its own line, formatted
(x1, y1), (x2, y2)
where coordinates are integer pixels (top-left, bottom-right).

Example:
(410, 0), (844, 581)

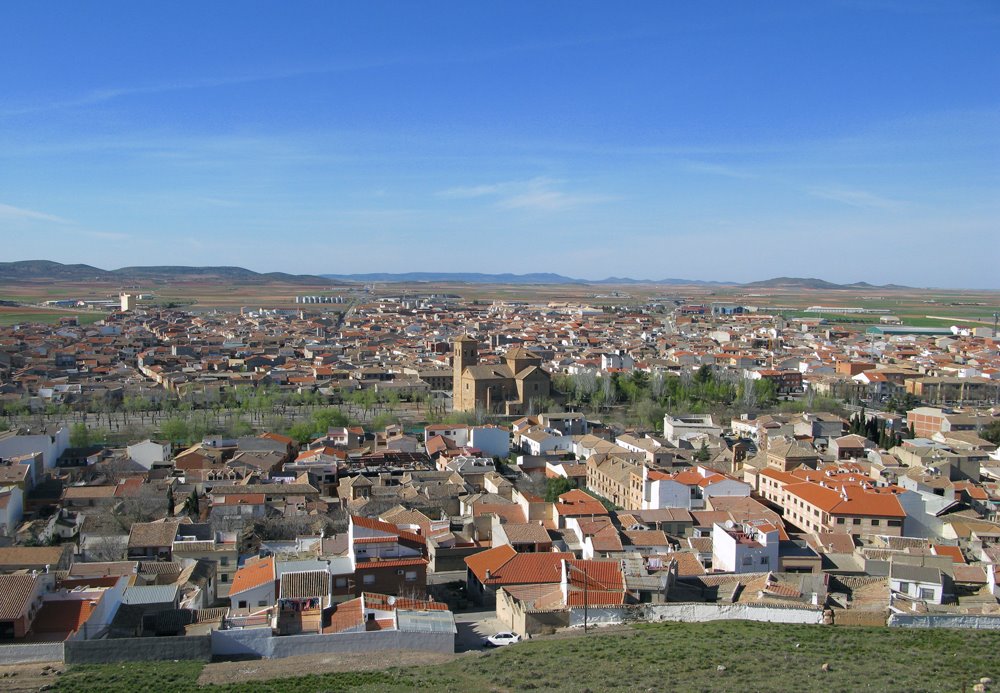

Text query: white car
(484, 631), (521, 647)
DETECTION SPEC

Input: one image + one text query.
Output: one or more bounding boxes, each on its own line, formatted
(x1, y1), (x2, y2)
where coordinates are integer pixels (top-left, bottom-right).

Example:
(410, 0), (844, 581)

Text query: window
(363, 574), (376, 585)
(919, 588), (935, 600)
(335, 577), (347, 588)
(257, 600), (268, 607)
(760, 556), (770, 565)
(238, 600), (247, 609)
(898, 582), (911, 593)
(221, 574), (229, 583)
(405, 571), (418, 582)
(888, 520), (902, 527)
(871, 519), (880, 527)
(852, 518), (861, 525)
(220, 557), (229, 566)
(742, 555), (753, 566)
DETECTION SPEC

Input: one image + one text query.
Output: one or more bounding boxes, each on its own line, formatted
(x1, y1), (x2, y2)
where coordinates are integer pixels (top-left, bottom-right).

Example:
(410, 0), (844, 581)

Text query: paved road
(453, 608), (508, 652)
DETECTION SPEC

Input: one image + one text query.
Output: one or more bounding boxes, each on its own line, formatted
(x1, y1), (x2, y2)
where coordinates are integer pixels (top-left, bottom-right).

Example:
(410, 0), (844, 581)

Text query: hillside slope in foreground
(52, 620), (1000, 693)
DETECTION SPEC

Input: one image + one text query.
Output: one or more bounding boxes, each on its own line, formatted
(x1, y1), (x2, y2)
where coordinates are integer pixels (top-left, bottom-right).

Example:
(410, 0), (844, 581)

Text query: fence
(64, 635), (212, 664)
(212, 628), (454, 659)
(568, 602), (827, 629)
(888, 613), (1000, 629)
(0, 642), (64, 665)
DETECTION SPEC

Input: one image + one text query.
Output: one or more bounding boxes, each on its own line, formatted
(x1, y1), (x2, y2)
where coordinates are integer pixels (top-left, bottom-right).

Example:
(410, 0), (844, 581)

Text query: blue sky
(1, 1), (998, 287)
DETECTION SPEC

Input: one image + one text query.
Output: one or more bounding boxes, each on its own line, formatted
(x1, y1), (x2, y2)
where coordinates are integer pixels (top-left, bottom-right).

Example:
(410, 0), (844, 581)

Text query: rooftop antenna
(994, 312), (999, 339)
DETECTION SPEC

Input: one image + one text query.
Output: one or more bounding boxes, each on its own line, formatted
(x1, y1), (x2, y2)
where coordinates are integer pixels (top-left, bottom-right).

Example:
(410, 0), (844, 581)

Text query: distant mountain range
(742, 276), (912, 290)
(0, 261), (913, 290)
(319, 271), (730, 286)
(0, 260), (332, 285)
(321, 272), (913, 289)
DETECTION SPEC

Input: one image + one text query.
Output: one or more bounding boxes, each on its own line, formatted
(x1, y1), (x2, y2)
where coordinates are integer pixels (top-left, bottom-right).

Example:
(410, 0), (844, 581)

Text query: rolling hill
(0, 261), (913, 289)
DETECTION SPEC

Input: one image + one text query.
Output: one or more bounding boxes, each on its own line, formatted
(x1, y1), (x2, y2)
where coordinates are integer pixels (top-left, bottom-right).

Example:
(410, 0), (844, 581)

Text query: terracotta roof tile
(0, 574), (35, 621)
(230, 556), (275, 596)
(32, 599), (95, 636)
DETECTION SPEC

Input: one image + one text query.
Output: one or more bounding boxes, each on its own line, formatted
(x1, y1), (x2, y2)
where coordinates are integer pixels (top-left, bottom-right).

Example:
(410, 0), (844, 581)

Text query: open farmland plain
(0, 276), (997, 328)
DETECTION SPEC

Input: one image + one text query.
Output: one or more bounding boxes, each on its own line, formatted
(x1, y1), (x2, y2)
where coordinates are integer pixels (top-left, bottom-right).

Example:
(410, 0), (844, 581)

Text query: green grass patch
(55, 660), (205, 693)
(53, 621), (1000, 692)
(0, 312), (106, 326)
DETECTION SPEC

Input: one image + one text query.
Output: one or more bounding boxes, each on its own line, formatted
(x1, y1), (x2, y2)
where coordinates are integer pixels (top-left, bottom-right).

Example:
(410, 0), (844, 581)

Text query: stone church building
(452, 335), (553, 415)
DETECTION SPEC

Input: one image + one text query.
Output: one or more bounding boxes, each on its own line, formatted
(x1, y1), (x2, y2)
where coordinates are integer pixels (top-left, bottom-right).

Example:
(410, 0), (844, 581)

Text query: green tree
(161, 417), (190, 444)
(982, 420), (1000, 446)
(70, 422), (92, 448)
(226, 418), (254, 438)
(694, 440), (711, 462)
(183, 491), (200, 518)
(371, 412), (400, 430)
(287, 420), (318, 444)
(544, 476), (578, 502)
(313, 407), (350, 432)
(694, 365), (714, 385)
(636, 398), (665, 429)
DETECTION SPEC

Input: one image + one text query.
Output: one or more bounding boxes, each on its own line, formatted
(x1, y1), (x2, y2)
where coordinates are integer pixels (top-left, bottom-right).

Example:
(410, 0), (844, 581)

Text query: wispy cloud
(0, 61), (396, 117)
(83, 230), (131, 241)
(437, 177), (615, 211)
(0, 202), (71, 224)
(683, 161), (758, 179)
(805, 186), (907, 210)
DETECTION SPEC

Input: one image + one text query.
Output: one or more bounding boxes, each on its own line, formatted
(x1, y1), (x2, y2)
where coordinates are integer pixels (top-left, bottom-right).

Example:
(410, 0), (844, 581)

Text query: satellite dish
(388, 596), (396, 606)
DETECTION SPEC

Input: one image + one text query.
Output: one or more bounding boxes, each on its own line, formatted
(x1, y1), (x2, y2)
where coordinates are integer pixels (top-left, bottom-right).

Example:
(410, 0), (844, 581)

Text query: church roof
(515, 365), (548, 380)
(505, 346), (536, 360)
(463, 365), (515, 380)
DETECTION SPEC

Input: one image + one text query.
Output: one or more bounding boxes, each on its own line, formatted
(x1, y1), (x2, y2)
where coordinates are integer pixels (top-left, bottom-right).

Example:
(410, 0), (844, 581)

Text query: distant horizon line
(3, 259), (1000, 291)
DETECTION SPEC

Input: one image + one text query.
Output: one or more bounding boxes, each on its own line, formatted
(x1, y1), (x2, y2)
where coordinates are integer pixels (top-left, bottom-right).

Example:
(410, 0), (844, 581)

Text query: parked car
(484, 631), (521, 647)
(483, 630), (521, 647)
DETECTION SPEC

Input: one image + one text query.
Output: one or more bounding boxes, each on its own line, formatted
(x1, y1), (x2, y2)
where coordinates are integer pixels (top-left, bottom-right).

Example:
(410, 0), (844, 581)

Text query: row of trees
(553, 366), (779, 427)
(2, 382), (437, 419)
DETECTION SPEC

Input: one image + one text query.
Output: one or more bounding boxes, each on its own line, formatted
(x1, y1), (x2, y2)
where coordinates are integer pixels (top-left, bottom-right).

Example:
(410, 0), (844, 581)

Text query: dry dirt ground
(0, 661), (64, 691)
(196, 650), (459, 686)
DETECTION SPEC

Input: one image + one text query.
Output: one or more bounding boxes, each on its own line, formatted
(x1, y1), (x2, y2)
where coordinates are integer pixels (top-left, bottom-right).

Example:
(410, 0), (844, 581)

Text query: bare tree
(84, 534), (128, 562)
(650, 371), (666, 400)
(574, 372), (598, 402)
(601, 374), (618, 409)
(740, 376), (759, 417)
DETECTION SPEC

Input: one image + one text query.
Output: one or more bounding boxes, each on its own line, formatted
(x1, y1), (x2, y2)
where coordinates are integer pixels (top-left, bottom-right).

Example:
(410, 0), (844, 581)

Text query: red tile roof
(566, 559), (624, 591)
(230, 556), (275, 596)
(0, 574), (35, 621)
(352, 515), (426, 544)
(465, 545), (517, 583)
(555, 489), (608, 517)
(473, 503), (528, 524)
(465, 545), (572, 586)
(355, 558), (428, 569)
(32, 599), (95, 636)
(784, 481), (906, 518)
(362, 592), (449, 612)
(931, 545), (966, 564)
